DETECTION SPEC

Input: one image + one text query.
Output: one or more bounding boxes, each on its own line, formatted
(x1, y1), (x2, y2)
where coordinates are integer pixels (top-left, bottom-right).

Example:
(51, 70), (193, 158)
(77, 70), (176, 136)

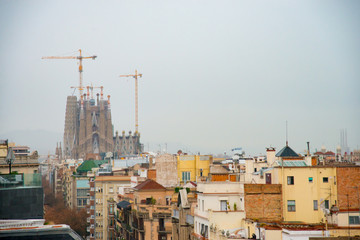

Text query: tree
(42, 177), (87, 237)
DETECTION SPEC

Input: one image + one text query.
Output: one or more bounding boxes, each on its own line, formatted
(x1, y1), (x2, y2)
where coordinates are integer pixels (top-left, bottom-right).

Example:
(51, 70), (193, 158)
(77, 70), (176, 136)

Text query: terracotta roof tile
(134, 179), (166, 191)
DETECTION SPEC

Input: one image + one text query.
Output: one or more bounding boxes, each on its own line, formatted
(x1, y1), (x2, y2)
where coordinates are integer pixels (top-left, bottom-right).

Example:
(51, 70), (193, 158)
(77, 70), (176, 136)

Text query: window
(182, 171), (190, 182)
(200, 169), (203, 177)
(220, 200), (227, 211)
(202, 200), (204, 211)
(324, 200), (329, 209)
(287, 176), (294, 185)
(313, 200), (318, 210)
(323, 177), (328, 183)
(254, 168), (257, 172)
(109, 187), (113, 193)
(77, 189), (88, 196)
(287, 200), (296, 212)
(309, 177), (313, 183)
(349, 216), (360, 225)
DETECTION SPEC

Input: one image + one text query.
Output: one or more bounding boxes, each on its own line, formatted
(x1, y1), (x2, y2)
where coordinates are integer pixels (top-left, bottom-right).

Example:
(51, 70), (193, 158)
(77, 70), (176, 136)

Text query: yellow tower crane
(42, 49), (97, 98)
(119, 69), (143, 133)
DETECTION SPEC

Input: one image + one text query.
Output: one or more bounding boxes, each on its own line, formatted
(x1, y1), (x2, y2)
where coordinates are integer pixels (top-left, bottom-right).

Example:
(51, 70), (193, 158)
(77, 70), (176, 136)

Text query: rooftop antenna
(286, 120), (288, 146)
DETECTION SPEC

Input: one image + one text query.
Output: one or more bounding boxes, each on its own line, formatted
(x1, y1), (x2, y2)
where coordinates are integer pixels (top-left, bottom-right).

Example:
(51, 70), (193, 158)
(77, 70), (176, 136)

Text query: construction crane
(119, 69), (143, 133)
(42, 49), (97, 98)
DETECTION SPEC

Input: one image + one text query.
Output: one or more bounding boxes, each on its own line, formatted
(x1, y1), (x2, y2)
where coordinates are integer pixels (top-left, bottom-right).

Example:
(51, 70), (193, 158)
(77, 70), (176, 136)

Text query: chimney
(266, 147), (276, 166)
(149, 155), (153, 169)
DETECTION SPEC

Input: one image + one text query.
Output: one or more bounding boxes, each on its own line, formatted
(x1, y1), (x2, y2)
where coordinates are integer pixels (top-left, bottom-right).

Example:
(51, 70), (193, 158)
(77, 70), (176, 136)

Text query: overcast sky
(0, 0), (359, 156)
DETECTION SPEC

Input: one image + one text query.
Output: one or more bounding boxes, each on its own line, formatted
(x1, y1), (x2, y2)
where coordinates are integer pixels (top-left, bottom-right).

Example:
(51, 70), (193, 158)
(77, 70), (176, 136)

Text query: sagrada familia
(63, 91), (142, 160)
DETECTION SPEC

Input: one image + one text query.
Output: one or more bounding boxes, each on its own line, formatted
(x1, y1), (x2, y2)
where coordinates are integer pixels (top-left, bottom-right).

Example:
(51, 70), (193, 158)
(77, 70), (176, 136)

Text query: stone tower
(63, 96), (78, 159)
(63, 93), (114, 159)
(113, 130), (143, 157)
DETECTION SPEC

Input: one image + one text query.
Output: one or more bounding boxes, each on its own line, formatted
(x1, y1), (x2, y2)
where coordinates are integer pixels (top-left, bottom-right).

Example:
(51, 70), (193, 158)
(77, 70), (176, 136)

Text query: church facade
(63, 92), (142, 160)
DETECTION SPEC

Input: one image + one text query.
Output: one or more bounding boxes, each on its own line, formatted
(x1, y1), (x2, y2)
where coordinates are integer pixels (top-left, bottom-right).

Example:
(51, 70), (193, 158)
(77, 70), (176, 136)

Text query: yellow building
(177, 155), (212, 183)
(269, 165), (337, 224)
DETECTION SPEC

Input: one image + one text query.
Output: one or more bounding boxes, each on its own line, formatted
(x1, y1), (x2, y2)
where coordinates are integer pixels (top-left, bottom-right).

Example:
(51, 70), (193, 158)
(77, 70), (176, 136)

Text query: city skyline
(0, 1), (359, 155)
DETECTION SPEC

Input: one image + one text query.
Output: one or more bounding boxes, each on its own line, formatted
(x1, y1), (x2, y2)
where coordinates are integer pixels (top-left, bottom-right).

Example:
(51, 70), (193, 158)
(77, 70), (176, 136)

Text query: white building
(194, 182), (246, 239)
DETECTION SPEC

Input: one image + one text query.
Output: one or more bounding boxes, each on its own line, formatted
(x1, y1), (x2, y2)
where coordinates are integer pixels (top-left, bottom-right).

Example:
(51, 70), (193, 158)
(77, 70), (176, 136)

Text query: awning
(117, 200), (131, 209)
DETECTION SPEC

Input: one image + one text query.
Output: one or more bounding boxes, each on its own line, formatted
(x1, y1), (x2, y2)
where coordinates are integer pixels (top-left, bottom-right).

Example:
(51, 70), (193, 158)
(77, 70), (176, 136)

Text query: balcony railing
(157, 226), (172, 233)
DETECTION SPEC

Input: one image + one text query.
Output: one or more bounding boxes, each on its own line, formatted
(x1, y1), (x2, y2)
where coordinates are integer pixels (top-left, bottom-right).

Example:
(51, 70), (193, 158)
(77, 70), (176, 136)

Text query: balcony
(87, 217), (90, 223)
(172, 209), (179, 219)
(157, 225), (172, 233)
(186, 214), (194, 225)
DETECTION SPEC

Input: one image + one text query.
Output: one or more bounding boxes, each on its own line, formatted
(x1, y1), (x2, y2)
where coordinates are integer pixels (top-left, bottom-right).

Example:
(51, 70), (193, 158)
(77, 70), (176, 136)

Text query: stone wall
(336, 166), (360, 210)
(244, 184), (282, 221)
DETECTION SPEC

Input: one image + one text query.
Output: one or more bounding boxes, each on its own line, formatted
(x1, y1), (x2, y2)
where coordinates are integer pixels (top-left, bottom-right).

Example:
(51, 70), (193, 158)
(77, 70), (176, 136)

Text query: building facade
(93, 175), (132, 240)
(177, 155), (212, 184)
(155, 153), (178, 187)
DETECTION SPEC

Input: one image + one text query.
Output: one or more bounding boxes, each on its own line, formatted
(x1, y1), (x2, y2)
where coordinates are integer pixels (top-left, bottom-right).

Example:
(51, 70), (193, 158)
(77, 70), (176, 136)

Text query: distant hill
(0, 129), (62, 156)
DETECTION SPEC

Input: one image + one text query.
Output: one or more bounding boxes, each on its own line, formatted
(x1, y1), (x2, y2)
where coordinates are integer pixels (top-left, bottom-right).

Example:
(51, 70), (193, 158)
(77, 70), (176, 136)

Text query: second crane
(119, 69), (143, 134)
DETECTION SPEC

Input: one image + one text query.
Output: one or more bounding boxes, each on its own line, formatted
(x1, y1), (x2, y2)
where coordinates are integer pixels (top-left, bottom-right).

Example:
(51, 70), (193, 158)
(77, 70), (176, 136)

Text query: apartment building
(116, 179), (173, 240)
(0, 140), (39, 174)
(194, 181), (245, 239)
(93, 175), (132, 240)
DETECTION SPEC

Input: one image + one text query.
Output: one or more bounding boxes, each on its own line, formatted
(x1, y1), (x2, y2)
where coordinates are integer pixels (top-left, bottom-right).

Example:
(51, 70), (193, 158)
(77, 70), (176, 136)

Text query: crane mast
(42, 49), (97, 98)
(119, 69), (143, 133)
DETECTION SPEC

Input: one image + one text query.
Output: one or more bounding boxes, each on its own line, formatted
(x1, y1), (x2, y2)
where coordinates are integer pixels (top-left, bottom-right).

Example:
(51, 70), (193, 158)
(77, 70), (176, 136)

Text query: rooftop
(134, 179), (166, 191)
(276, 145), (300, 158)
(76, 159), (107, 174)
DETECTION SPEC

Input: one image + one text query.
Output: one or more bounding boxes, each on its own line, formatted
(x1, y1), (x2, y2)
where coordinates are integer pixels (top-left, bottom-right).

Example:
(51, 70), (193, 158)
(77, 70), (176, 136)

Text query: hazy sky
(0, 1), (359, 156)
